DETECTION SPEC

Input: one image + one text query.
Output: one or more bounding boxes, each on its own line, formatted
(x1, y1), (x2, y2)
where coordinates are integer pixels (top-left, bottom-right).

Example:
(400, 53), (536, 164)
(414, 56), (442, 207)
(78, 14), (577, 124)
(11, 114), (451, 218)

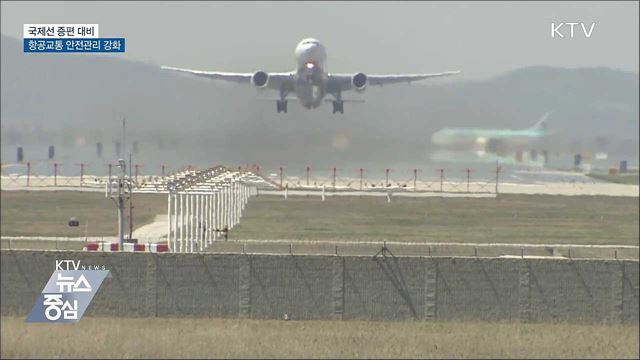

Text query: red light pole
(54, 163), (58, 186)
(26, 162), (31, 187)
(332, 167), (337, 189)
(385, 168), (390, 187)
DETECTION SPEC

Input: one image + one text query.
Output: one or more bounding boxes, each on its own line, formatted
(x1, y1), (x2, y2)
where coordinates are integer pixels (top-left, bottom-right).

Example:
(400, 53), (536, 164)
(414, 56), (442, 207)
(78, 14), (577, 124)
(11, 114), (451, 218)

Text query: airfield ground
(0, 191), (165, 237)
(1, 316), (638, 359)
(231, 194), (639, 246)
(1, 191), (638, 246)
(587, 172), (640, 185)
(2, 191), (639, 358)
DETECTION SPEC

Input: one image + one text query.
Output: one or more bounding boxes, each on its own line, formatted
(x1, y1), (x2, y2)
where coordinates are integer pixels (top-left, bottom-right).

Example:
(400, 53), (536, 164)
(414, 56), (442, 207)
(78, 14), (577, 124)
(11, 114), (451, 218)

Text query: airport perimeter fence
(1, 238), (638, 261)
(1, 162), (502, 194)
(0, 161), (177, 189)
(1, 250), (638, 323)
(266, 166), (500, 194)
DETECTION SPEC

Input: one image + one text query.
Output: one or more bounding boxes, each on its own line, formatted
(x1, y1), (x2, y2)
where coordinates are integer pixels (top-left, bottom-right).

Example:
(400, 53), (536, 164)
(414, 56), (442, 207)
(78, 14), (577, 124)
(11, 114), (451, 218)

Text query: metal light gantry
(132, 166), (275, 253)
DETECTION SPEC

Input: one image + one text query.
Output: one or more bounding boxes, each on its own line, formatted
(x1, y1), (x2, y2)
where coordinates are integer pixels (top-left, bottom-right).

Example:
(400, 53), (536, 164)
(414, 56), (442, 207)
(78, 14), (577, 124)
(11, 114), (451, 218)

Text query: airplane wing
(160, 66), (295, 91)
(367, 71), (461, 86)
(161, 66), (252, 83)
(327, 71), (460, 92)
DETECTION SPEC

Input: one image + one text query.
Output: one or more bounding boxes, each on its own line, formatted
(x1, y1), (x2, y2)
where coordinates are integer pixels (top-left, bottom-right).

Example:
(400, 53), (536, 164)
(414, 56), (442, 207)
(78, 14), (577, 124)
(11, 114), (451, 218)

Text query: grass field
(230, 194), (639, 245)
(1, 316), (637, 359)
(1, 191), (638, 246)
(0, 191), (166, 237)
(588, 173), (640, 185)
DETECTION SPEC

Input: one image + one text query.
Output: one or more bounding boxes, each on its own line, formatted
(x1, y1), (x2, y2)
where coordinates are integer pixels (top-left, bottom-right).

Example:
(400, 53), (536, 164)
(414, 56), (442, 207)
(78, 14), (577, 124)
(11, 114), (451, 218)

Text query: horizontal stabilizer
(324, 99), (365, 103)
(256, 97), (298, 102)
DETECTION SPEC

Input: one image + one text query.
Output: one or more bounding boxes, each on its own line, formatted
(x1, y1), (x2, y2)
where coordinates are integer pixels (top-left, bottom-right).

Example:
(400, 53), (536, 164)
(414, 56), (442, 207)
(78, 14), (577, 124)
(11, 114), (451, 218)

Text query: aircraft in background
(430, 112), (552, 164)
(161, 38), (460, 114)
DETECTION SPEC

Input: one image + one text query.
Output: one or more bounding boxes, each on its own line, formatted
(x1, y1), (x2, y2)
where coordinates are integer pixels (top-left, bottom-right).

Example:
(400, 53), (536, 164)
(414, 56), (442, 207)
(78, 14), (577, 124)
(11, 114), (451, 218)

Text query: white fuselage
(293, 38), (328, 109)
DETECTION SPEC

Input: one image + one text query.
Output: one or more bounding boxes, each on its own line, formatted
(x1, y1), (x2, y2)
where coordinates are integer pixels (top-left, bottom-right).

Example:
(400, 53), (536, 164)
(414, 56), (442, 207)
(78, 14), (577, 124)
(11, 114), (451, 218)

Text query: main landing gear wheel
(332, 101), (344, 114)
(276, 100), (288, 113)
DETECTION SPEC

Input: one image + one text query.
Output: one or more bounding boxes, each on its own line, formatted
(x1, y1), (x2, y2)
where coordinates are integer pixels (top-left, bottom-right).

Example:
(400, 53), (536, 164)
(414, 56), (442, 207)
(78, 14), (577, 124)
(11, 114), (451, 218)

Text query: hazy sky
(1, 1), (638, 80)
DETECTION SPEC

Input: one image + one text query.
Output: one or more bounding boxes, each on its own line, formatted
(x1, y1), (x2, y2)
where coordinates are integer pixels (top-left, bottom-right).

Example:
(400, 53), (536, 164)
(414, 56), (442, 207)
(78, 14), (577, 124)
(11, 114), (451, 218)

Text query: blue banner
(26, 270), (110, 323)
(24, 38), (125, 53)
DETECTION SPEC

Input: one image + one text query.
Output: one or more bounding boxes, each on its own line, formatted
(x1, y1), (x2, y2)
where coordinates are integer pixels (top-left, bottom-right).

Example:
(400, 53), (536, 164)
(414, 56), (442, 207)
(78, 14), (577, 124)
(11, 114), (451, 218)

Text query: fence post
(424, 261), (437, 320)
(306, 166), (310, 186)
(239, 255), (251, 318)
(332, 257), (345, 320)
(144, 255), (158, 316)
(611, 262), (624, 323)
(161, 164), (166, 178)
(518, 261), (531, 323)
(54, 163), (58, 186)
(440, 169), (444, 192)
(26, 162), (31, 187)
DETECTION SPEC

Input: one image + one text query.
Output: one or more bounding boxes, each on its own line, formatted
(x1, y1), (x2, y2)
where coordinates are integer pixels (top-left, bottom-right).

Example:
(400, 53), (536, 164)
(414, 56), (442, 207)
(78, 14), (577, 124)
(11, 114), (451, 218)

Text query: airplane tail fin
(530, 111), (551, 132)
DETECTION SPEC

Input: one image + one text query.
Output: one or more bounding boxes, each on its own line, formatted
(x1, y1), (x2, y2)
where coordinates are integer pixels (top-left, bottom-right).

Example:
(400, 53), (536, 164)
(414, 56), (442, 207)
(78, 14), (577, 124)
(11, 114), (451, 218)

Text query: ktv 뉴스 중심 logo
(23, 24), (125, 53)
(25, 260), (110, 323)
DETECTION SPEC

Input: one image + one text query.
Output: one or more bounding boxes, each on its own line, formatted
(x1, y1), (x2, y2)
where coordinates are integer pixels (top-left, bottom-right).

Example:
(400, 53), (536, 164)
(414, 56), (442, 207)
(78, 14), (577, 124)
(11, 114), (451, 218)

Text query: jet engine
(251, 71), (269, 88)
(352, 72), (367, 91)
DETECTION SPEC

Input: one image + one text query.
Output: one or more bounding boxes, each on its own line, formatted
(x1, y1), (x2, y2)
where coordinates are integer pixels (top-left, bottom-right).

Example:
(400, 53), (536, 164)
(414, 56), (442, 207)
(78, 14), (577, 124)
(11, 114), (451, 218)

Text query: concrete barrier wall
(1, 250), (637, 323)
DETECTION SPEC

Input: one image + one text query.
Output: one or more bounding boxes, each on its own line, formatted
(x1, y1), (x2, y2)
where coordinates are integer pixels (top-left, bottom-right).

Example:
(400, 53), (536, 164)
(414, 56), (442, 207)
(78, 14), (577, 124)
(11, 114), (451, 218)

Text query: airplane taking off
(431, 112), (552, 161)
(161, 38), (460, 113)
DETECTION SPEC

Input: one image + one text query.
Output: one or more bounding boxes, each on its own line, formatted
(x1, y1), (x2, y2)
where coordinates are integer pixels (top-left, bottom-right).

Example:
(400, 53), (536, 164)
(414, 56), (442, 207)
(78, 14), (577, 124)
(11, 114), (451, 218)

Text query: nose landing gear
(332, 100), (344, 114)
(277, 99), (288, 113)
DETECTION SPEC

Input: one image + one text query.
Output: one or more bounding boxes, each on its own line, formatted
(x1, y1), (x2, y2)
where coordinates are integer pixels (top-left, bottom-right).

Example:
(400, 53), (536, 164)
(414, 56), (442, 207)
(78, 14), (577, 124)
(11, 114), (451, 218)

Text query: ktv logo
(551, 22), (596, 38)
(25, 260), (109, 323)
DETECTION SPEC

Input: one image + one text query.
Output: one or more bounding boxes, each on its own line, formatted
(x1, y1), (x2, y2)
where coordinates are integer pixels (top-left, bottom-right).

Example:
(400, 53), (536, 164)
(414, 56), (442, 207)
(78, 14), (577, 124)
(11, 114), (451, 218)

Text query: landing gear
(332, 100), (344, 114)
(276, 100), (288, 113)
(331, 91), (344, 114)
